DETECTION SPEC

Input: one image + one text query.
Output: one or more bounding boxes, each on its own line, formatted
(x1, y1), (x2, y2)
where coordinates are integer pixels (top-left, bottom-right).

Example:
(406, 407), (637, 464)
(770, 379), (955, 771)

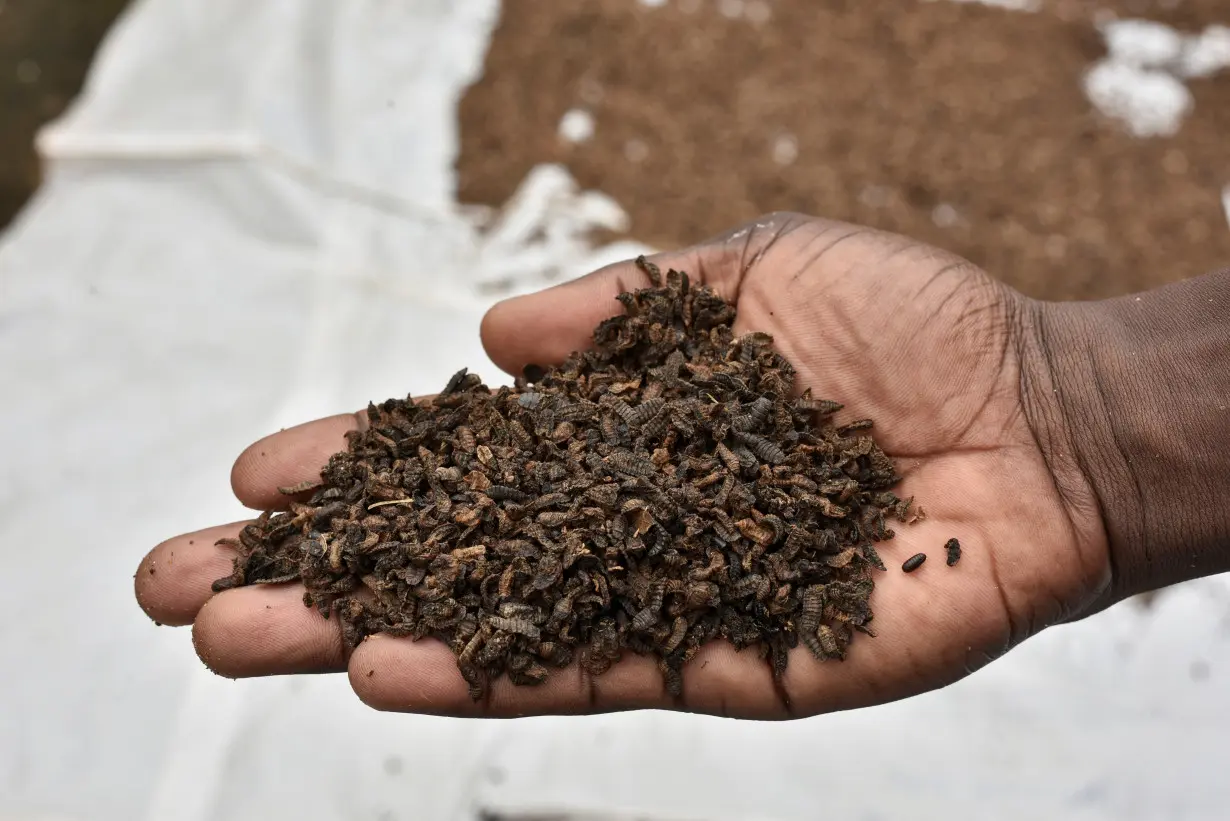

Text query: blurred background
(1, 1), (1228, 820)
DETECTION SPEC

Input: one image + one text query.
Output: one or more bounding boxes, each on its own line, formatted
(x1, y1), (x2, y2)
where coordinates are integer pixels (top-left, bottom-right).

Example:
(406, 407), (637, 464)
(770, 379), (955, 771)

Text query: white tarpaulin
(2, 2), (1229, 820)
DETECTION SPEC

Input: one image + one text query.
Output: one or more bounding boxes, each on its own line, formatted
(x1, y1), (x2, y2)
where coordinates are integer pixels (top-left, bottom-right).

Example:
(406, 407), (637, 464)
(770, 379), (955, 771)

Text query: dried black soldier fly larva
(902, 553), (927, 573)
(213, 256), (924, 699)
(945, 538), (961, 567)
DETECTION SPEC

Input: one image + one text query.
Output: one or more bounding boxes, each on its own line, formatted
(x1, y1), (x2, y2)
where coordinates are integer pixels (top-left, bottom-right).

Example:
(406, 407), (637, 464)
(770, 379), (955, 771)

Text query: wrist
(1021, 270), (1230, 608)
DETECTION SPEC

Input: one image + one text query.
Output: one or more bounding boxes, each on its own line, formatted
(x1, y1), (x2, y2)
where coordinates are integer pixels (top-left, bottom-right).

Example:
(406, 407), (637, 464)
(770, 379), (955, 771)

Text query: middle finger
(136, 522), (246, 626)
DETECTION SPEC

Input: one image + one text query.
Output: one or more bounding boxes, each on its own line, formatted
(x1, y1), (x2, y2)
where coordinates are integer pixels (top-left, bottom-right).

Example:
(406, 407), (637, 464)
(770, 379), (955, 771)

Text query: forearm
(1025, 268), (1230, 603)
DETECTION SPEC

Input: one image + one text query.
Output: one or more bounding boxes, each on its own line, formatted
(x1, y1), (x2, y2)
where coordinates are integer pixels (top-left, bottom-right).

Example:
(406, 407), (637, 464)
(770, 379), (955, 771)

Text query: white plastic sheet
(2, 2), (1229, 820)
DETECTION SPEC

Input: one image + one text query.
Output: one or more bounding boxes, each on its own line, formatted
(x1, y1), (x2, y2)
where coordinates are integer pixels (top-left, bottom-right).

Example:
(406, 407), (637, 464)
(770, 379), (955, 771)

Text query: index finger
(232, 393), (434, 510)
(230, 412), (366, 510)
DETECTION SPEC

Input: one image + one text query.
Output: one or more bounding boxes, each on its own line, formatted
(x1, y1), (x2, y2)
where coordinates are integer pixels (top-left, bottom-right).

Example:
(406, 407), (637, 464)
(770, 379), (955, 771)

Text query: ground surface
(0, 0), (132, 229)
(457, 0), (1230, 300)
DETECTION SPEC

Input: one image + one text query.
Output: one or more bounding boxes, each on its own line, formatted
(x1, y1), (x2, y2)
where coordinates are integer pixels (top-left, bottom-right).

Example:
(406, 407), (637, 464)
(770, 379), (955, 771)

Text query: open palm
(136, 212), (1109, 718)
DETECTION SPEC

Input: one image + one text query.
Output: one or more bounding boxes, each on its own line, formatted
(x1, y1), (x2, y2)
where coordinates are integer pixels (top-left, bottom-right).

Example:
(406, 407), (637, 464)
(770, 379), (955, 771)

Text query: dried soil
(0, 0), (132, 229)
(456, 0), (1230, 300)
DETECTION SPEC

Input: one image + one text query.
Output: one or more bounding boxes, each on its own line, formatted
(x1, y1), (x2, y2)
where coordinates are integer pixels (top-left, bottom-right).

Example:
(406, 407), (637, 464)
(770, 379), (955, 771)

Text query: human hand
(135, 212), (1113, 718)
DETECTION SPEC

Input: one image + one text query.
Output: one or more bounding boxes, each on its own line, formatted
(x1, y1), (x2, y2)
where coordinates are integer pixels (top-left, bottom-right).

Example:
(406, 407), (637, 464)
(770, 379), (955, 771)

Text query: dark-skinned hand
(136, 212), (1113, 718)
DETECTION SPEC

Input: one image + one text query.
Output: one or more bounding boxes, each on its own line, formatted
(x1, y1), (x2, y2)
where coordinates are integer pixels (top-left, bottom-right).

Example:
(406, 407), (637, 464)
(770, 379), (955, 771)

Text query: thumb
(479, 234), (760, 378)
